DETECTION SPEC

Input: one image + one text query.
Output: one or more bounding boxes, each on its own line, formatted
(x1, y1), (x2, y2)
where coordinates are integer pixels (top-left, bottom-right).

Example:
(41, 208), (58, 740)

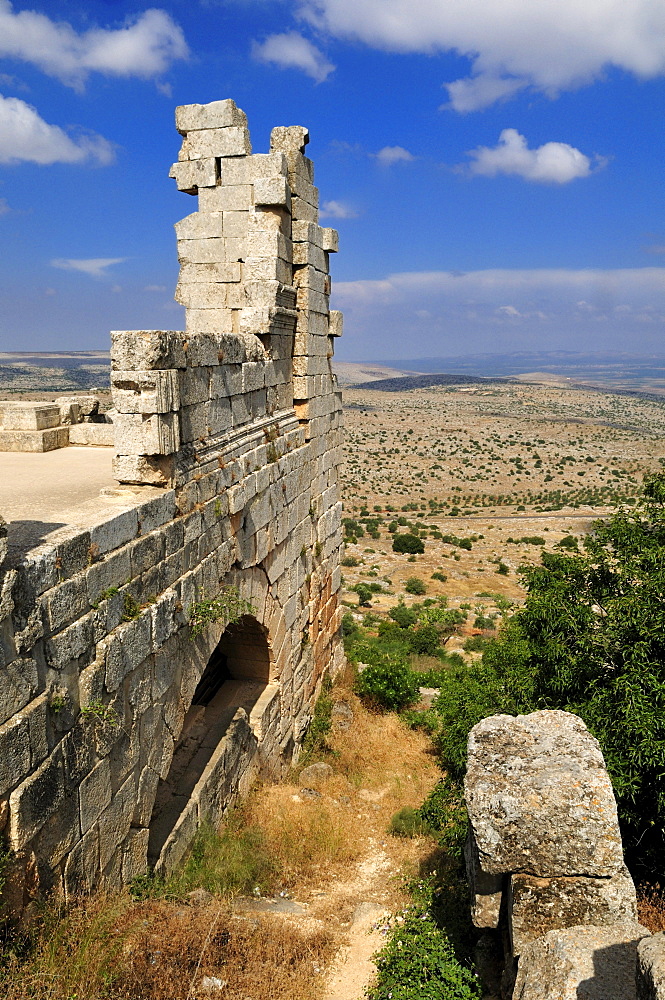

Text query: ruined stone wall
(0, 100), (344, 908)
(464, 710), (656, 998)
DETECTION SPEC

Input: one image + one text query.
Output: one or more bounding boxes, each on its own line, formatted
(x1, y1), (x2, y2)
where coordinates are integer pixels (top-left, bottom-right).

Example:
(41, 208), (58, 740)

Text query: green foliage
(132, 821), (278, 901)
(354, 583), (374, 607)
(355, 659), (420, 712)
(431, 571), (448, 583)
(405, 576), (427, 595)
(419, 779), (469, 858)
(390, 603), (418, 629)
(121, 592), (141, 621)
(341, 611), (360, 638)
(389, 806), (432, 839)
(188, 587), (255, 639)
(301, 678), (334, 760)
(506, 536), (546, 546)
(341, 555), (360, 566)
(557, 534), (579, 550)
(392, 533), (425, 554)
(496, 562), (510, 575)
(368, 893), (480, 1000)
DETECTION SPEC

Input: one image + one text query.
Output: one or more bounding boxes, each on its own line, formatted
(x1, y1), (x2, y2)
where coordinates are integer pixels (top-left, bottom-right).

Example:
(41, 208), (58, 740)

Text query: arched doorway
(147, 615), (272, 869)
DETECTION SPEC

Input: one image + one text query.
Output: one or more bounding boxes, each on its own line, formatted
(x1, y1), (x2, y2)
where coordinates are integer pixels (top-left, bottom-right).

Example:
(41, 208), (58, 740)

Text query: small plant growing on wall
(188, 586), (255, 639)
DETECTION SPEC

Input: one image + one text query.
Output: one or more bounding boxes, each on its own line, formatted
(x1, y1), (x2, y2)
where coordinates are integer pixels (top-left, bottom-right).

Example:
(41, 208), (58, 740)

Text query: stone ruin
(464, 709), (665, 998)
(0, 99), (344, 911)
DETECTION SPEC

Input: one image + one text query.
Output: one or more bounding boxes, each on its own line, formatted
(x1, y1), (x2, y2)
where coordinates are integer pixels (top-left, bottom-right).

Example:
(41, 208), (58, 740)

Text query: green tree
(393, 533), (425, 554)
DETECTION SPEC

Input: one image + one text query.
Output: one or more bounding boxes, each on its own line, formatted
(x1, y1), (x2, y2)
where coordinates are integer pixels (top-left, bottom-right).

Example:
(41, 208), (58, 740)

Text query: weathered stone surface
(0, 99), (346, 912)
(465, 830), (504, 929)
(465, 710), (623, 877)
(509, 867), (638, 955)
(638, 933), (665, 1000)
(513, 923), (650, 1000)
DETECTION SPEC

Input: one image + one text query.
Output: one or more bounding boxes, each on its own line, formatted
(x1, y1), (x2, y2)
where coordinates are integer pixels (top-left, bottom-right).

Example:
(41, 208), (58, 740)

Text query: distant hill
(351, 372), (515, 392)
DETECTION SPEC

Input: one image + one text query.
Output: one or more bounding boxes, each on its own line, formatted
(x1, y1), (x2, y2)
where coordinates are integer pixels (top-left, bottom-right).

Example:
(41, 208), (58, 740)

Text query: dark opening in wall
(147, 615), (272, 869)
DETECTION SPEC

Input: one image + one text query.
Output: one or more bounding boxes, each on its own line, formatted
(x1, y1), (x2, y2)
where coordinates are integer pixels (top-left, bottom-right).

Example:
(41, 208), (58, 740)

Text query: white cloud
(297, 0), (665, 109)
(466, 129), (602, 184)
(252, 31), (334, 83)
(51, 257), (126, 278)
(332, 267), (665, 356)
(375, 145), (415, 166)
(0, 2), (188, 88)
(144, 284), (167, 292)
(320, 199), (358, 219)
(0, 95), (114, 165)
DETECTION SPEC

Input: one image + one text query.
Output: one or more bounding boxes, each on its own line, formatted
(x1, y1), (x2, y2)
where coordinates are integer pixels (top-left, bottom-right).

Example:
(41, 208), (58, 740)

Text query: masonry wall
(0, 100), (344, 909)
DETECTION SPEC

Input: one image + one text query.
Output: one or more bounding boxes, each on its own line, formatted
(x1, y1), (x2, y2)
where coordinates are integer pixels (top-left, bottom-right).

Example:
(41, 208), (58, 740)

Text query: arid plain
(337, 376), (665, 648)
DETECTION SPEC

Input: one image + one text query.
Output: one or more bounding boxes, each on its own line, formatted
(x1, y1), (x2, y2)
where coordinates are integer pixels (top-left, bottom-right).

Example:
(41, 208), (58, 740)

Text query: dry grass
(0, 674), (440, 1000)
(0, 895), (335, 1000)
(637, 884), (665, 933)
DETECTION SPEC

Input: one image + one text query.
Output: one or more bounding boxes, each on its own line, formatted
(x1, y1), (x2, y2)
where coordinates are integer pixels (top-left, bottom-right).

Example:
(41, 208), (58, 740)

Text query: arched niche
(147, 614), (273, 870)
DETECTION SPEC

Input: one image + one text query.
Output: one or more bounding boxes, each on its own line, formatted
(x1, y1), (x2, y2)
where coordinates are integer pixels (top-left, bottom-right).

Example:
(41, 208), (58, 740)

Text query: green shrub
(418, 779), (468, 857)
(355, 660), (420, 712)
(389, 603), (418, 628)
(393, 533), (425, 554)
(408, 624), (441, 655)
(341, 555), (359, 566)
(431, 571), (447, 583)
(405, 576), (427, 595)
(389, 806), (432, 838)
(354, 583), (373, 606)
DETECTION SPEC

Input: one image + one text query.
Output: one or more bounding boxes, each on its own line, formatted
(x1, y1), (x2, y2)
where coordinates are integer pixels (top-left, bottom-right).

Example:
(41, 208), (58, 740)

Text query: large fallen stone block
(509, 867), (638, 955)
(513, 923), (650, 1000)
(0, 402), (61, 431)
(465, 710), (623, 877)
(638, 933), (665, 999)
(0, 427), (69, 452)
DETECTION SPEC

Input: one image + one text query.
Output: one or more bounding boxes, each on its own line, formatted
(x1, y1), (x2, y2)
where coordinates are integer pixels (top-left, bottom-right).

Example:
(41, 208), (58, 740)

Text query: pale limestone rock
(175, 99), (247, 134)
(637, 933), (665, 1000)
(465, 710), (623, 877)
(513, 923), (650, 1000)
(509, 867), (638, 955)
(178, 126), (251, 160)
(329, 310), (344, 338)
(169, 158), (218, 193)
(465, 830), (503, 929)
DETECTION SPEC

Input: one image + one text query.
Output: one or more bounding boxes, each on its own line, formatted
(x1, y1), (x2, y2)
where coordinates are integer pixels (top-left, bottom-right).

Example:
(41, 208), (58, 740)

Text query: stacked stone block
(465, 711), (649, 997)
(0, 100), (344, 911)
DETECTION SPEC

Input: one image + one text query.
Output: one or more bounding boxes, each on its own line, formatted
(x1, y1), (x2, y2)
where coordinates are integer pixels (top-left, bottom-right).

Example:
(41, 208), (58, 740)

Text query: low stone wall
(464, 710), (661, 998)
(0, 99), (345, 913)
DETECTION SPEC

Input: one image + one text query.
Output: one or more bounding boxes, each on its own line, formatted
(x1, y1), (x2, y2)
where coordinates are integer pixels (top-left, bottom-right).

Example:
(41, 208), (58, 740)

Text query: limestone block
(113, 412), (179, 456)
(0, 708), (32, 798)
(89, 507), (139, 556)
(79, 759), (112, 835)
(69, 424), (114, 447)
(178, 262), (241, 284)
(174, 211), (224, 241)
(293, 264), (327, 292)
(465, 711), (624, 877)
(105, 614), (152, 692)
(221, 210), (249, 238)
(110, 330), (186, 372)
(185, 308), (235, 335)
(291, 195), (318, 223)
(169, 158), (218, 193)
(247, 151), (288, 180)
(254, 176), (290, 208)
(175, 99), (247, 134)
(175, 283), (228, 309)
(55, 394), (100, 422)
(245, 229), (292, 261)
(198, 185), (253, 212)
(270, 125), (309, 154)
(178, 366), (211, 406)
(9, 745), (65, 848)
(292, 220), (321, 245)
(321, 227), (339, 252)
(112, 369), (180, 415)
(0, 656), (37, 727)
(43, 575), (89, 633)
(513, 922), (650, 1000)
(122, 827), (150, 881)
(223, 236), (248, 262)
(329, 310), (343, 338)
(244, 257), (291, 284)
(177, 237), (227, 265)
(293, 242), (327, 270)
(113, 454), (175, 486)
(0, 426), (69, 452)
(180, 401), (210, 442)
(179, 126), (251, 160)
(638, 933), (665, 999)
(0, 402), (61, 431)
(509, 867), (638, 956)
(464, 829), (504, 929)
(64, 826), (100, 896)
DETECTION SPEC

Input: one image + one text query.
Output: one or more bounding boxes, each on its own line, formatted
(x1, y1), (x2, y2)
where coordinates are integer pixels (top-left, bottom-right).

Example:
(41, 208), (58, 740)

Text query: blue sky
(0, 0), (664, 361)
